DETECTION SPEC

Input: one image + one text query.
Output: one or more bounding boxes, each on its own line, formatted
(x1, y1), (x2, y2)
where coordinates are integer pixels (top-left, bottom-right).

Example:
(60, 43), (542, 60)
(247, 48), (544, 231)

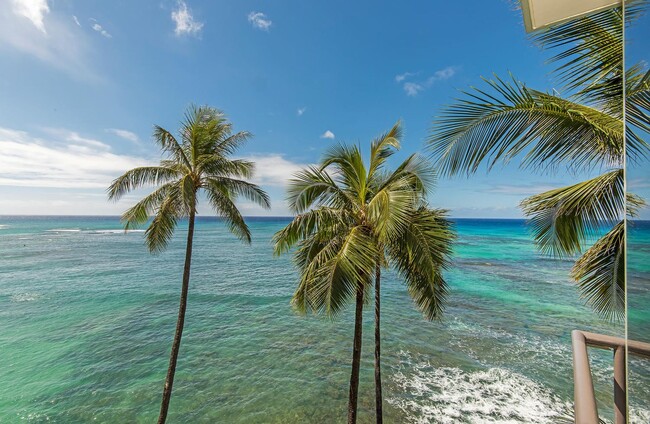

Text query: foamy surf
(388, 352), (571, 423)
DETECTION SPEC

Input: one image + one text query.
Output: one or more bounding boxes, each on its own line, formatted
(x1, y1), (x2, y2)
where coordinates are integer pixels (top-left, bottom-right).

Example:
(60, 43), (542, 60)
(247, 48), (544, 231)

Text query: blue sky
(0, 0), (648, 218)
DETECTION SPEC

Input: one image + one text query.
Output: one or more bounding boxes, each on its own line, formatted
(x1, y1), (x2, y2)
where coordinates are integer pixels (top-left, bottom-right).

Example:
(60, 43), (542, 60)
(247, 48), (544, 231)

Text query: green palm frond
(627, 192), (647, 218)
(287, 166), (353, 213)
(107, 166), (180, 201)
(521, 169), (624, 257)
(321, 143), (368, 201)
(205, 177), (271, 210)
(204, 179), (252, 243)
(297, 225), (377, 316)
(627, 68), (650, 133)
(273, 207), (349, 255)
(144, 189), (183, 253)
(387, 207), (455, 320)
(121, 182), (177, 231)
(571, 221), (625, 321)
(428, 75), (626, 176)
(153, 126), (192, 169)
(368, 121), (402, 177)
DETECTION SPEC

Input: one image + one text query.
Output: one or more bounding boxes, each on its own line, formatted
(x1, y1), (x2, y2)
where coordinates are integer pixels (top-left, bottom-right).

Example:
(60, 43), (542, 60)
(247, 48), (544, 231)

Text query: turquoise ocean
(1, 216), (649, 423)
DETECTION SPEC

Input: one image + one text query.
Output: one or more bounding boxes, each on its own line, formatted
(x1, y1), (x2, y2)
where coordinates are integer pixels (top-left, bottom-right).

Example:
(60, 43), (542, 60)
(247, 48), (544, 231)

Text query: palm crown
(107, 105), (270, 249)
(274, 122), (454, 319)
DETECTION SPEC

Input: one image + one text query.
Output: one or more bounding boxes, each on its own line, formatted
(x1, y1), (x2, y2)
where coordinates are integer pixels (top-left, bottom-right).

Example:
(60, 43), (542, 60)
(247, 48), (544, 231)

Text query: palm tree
(107, 105), (270, 423)
(273, 122), (455, 423)
(427, 3), (649, 321)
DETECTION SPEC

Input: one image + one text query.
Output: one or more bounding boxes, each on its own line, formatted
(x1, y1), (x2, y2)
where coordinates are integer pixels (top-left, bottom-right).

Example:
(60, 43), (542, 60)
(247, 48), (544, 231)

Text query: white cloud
(248, 11), (272, 31)
(90, 19), (111, 38)
(403, 82), (424, 96)
(245, 154), (307, 187)
(11, 0), (49, 33)
(0, 1), (97, 80)
(72, 15), (80, 27)
(320, 130), (335, 139)
(395, 72), (414, 83)
(172, 0), (203, 37)
(107, 128), (139, 143)
(297, 107), (307, 116)
(0, 127), (150, 188)
(399, 66), (459, 96)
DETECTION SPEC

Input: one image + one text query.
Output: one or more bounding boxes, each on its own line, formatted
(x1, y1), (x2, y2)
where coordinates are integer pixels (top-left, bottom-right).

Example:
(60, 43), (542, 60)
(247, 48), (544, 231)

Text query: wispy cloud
(11, 0), (49, 33)
(403, 82), (424, 96)
(90, 19), (111, 38)
(483, 183), (560, 196)
(0, 0), (98, 81)
(395, 72), (415, 83)
(397, 66), (459, 96)
(106, 128), (139, 144)
(72, 15), (80, 26)
(321, 130), (335, 139)
(0, 127), (150, 188)
(297, 107), (307, 116)
(172, 0), (203, 37)
(248, 11), (272, 31)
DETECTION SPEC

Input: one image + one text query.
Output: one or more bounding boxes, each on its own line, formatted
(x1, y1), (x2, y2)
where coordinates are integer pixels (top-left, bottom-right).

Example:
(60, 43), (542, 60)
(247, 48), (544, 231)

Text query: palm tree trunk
(348, 286), (364, 424)
(374, 262), (383, 424)
(157, 208), (196, 424)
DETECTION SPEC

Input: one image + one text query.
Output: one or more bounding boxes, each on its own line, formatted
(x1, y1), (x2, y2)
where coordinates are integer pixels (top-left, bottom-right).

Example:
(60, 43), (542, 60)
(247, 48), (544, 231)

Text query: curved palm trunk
(348, 286), (365, 424)
(157, 208), (196, 424)
(374, 263), (383, 424)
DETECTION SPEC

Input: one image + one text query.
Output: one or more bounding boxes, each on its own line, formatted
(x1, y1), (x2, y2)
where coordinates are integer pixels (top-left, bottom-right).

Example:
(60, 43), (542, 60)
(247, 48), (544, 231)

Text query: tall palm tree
(427, 3), (649, 321)
(273, 122), (455, 423)
(107, 105), (270, 423)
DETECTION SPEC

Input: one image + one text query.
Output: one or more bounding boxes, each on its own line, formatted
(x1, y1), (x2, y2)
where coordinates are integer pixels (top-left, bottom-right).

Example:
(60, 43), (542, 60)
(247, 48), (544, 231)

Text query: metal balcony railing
(572, 330), (650, 424)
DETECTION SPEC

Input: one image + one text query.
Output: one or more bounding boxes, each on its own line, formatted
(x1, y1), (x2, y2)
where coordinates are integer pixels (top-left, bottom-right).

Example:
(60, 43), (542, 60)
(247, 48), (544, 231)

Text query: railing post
(613, 345), (627, 424)
(572, 330), (599, 423)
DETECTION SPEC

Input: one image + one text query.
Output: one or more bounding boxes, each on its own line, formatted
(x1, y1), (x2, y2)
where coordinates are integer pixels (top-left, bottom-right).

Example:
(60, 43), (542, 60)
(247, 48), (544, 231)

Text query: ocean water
(0, 216), (648, 423)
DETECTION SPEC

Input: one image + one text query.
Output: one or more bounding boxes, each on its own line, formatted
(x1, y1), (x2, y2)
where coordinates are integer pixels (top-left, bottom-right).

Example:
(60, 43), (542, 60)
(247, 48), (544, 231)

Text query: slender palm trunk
(157, 208), (196, 424)
(348, 286), (364, 424)
(374, 262), (383, 424)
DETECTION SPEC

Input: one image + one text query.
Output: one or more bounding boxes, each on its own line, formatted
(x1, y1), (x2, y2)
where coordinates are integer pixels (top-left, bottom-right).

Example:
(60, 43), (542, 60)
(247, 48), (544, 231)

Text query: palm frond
(273, 207), (349, 255)
(144, 191), (183, 253)
(153, 125), (192, 169)
(627, 68), (650, 134)
(204, 180), (251, 243)
(428, 75), (625, 176)
(287, 166), (353, 214)
(321, 143), (368, 202)
(296, 225), (377, 316)
(627, 192), (647, 218)
(204, 176), (271, 210)
(107, 166), (180, 201)
(521, 169), (624, 257)
(387, 207), (455, 320)
(571, 221), (625, 321)
(120, 181), (177, 231)
(368, 121), (402, 177)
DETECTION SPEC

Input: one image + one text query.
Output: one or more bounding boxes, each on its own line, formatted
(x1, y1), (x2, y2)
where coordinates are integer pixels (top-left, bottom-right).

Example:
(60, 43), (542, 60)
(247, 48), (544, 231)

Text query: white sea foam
(388, 352), (571, 423)
(0, 224), (7, 229)
(11, 293), (42, 302)
(46, 228), (81, 232)
(92, 229), (145, 234)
